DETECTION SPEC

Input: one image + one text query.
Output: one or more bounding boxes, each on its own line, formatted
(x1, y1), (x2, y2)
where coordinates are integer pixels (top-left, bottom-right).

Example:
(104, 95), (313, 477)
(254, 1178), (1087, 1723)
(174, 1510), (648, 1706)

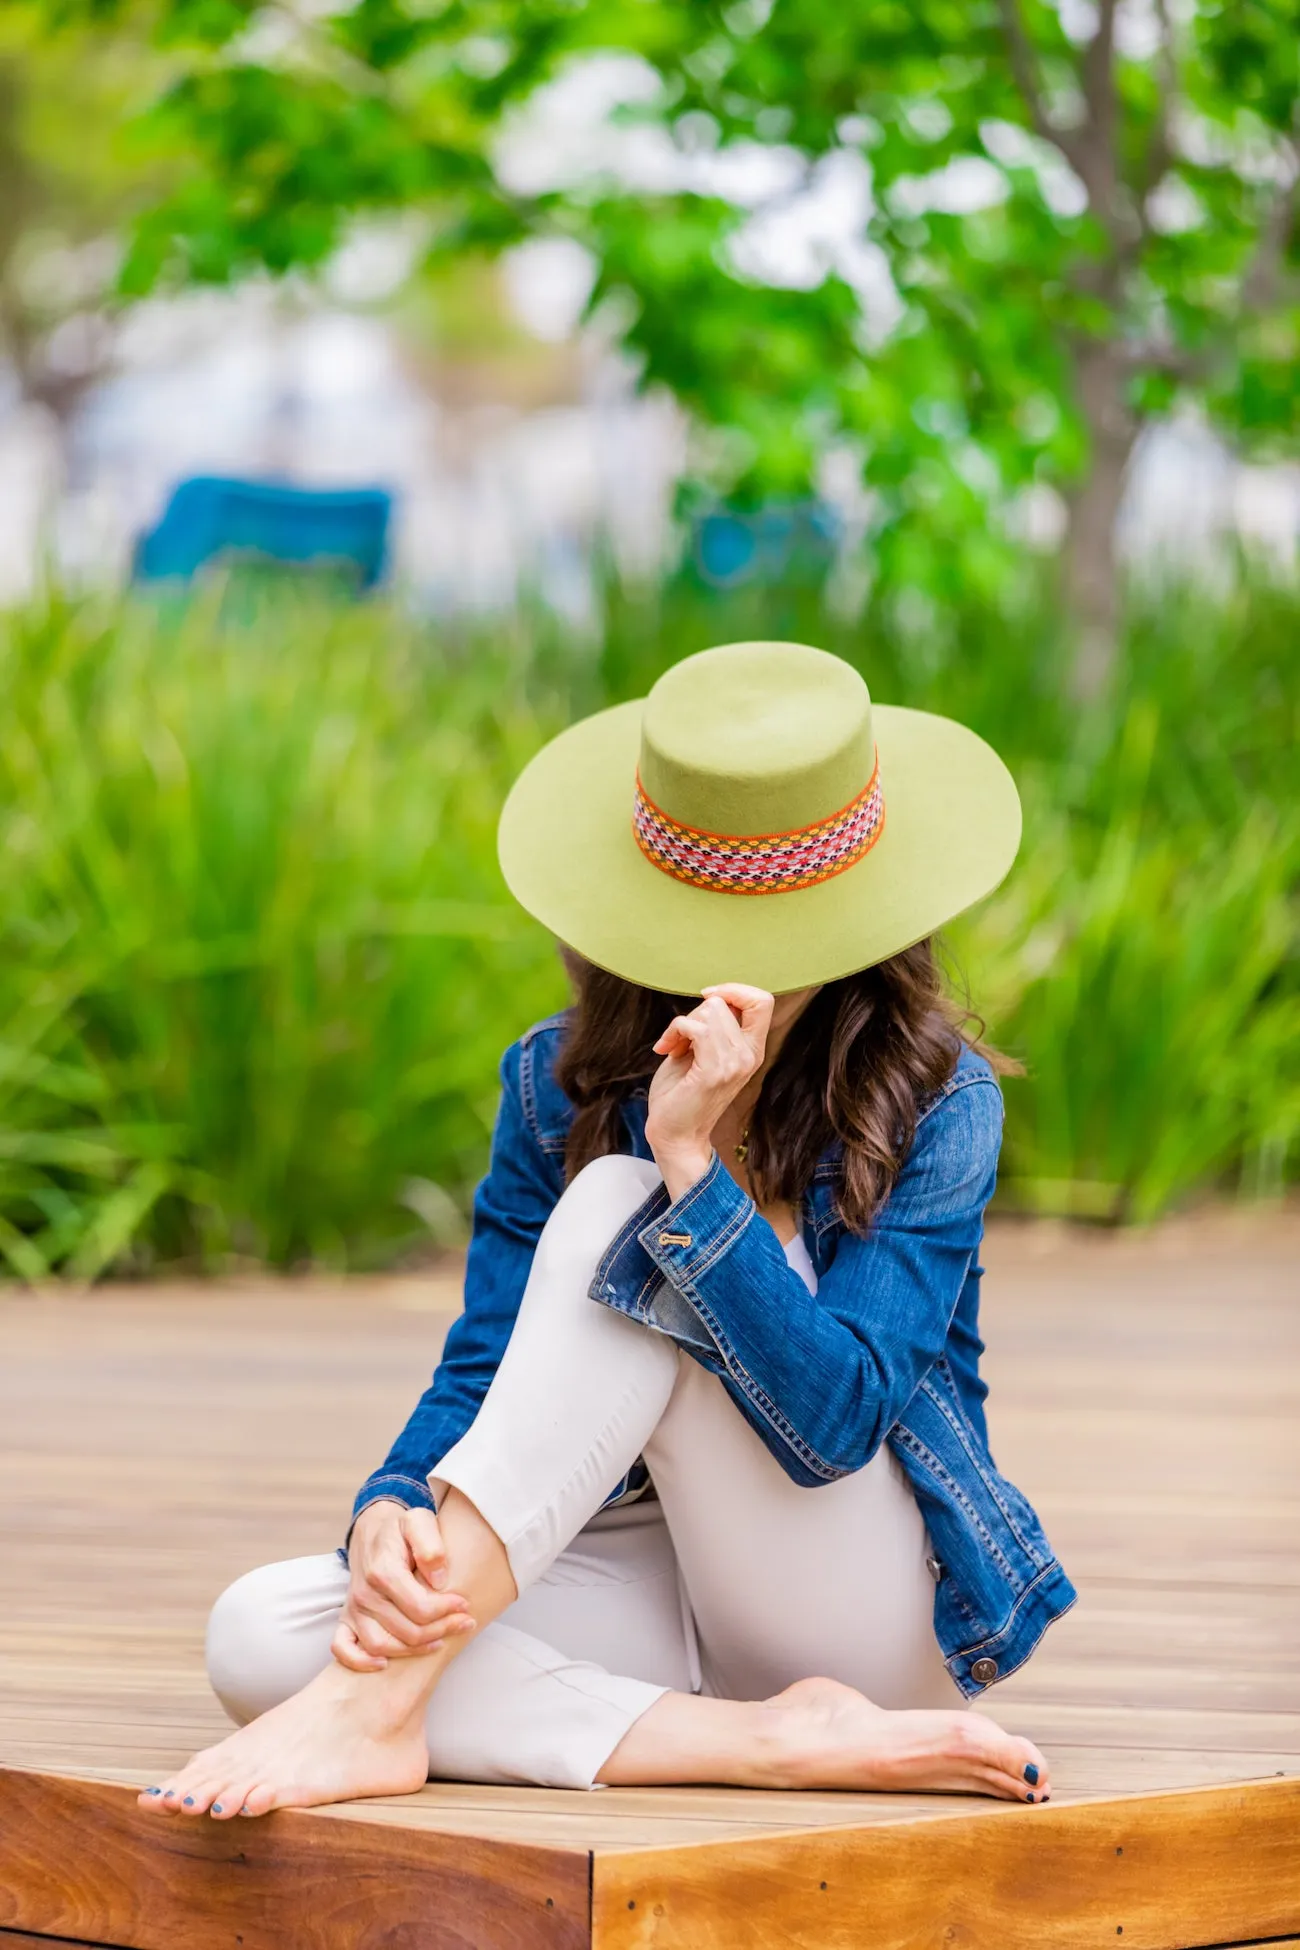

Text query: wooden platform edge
(0, 1766), (592, 1950)
(5, 1765), (1299, 1950)
(592, 1773), (1300, 1950)
(0, 1934), (126, 1949)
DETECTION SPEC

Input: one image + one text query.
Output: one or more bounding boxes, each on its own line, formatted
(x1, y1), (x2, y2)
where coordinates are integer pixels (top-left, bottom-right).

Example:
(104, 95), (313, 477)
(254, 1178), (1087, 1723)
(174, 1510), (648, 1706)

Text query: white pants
(207, 1155), (959, 1789)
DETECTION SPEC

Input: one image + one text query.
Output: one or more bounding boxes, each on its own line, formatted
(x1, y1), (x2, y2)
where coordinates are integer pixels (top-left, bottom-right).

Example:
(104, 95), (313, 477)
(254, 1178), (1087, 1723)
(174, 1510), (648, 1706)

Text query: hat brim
(498, 700), (1021, 995)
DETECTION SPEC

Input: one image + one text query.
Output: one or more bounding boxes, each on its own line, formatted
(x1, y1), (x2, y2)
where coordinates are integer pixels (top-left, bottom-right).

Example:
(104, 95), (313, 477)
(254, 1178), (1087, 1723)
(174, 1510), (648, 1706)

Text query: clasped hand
(333, 1501), (474, 1672)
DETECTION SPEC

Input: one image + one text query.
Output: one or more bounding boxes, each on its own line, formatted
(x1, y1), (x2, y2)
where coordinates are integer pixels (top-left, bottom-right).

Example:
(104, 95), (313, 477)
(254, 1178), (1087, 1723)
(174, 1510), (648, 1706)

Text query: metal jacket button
(970, 1657), (998, 1686)
(925, 1553), (943, 1582)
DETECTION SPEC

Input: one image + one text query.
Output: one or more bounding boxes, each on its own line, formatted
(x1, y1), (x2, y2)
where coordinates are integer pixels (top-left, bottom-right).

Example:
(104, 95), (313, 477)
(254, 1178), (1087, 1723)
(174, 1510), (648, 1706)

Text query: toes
(978, 1765), (1044, 1803)
(997, 1732), (1050, 1798)
(208, 1782), (249, 1821)
(170, 1761), (226, 1815)
(1012, 1735), (1048, 1778)
(239, 1783), (276, 1818)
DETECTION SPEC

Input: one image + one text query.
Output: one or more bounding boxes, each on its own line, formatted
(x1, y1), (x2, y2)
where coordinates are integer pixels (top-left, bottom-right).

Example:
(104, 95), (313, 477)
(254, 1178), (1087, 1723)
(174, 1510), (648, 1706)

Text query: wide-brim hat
(498, 640), (1020, 995)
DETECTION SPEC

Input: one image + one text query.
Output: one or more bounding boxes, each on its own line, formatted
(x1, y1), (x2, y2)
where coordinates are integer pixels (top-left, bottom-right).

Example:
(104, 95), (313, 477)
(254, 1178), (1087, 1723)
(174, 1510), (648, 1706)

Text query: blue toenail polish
(164, 1790), (175, 1799)
(1024, 1763), (1039, 1785)
(1026, 1792), (1035, 1802)
(146, 1787), (161, 1796)
(183, 1796), (194, 1807)
(213, 1803), (223, 1814)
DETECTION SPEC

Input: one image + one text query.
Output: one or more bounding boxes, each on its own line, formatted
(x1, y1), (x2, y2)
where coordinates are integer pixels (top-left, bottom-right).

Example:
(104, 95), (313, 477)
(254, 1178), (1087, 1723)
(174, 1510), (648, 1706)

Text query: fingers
(654, 998), (754, 1082)
(344, 1593), (473, 1660)
(332, 1618), (389, 1672)
(356, 1530), (469, 1634)
(700, 983), (775, 1060)
(402, 1508), (449, 1591)
(357, 1577), (469, 1640)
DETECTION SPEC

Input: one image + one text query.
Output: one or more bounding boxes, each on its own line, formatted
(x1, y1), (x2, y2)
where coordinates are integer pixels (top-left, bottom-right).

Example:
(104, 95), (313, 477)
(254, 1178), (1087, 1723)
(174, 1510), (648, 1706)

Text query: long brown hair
(554, 942), (1014, 1235)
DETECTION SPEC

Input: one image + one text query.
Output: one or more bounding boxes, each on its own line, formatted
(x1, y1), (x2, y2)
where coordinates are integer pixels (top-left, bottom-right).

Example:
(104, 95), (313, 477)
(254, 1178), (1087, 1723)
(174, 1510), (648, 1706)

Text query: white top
(782, 1226), (818, 1296)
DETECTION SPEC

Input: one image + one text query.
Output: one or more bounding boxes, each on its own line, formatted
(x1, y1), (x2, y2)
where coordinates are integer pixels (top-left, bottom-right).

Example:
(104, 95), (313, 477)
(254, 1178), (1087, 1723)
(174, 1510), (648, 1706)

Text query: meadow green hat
(497, 640), (1021, 995)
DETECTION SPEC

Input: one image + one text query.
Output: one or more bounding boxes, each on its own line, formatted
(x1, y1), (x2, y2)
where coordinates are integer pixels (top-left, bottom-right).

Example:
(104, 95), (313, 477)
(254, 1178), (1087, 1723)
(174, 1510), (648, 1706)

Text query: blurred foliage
(0, 6), (178, 425)
(0, 567), (1295, 1280)
(22, 0), (1300, 645)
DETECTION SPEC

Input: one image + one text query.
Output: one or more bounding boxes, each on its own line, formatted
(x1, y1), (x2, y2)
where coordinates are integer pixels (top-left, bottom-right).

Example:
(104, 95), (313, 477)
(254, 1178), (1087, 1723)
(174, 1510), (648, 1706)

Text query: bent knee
(547, 1153), (662, 1246)
(206, 1554), (344, 1723)
(530, 1153), (663, 1291)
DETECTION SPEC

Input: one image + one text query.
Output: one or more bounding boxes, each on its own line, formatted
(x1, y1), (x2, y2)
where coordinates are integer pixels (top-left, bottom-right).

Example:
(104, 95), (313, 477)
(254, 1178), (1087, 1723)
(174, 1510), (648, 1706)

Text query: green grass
(0, 565), (1295, 1278)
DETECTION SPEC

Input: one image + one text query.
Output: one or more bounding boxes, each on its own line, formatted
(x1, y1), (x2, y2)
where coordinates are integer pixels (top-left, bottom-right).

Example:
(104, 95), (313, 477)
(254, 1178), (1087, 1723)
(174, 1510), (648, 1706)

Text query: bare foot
(136, 1658), (432, 1821)
(758, 1676), (1050, 1803)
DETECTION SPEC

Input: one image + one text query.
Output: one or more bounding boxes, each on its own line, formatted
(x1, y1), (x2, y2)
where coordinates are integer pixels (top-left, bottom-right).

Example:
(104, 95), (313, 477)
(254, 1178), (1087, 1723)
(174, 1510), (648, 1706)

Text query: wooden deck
(1, 1213), (1297, 1948)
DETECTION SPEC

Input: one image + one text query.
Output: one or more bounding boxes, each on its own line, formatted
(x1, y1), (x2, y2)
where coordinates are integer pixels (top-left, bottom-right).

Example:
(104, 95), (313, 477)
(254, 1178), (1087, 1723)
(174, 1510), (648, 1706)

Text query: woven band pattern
(633, 755), (884, 895)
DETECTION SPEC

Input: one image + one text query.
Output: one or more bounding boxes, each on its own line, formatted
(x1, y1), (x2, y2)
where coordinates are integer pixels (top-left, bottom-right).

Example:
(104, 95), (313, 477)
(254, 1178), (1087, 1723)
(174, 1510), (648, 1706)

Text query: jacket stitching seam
(955, 1562), (1077, 1662)
(661, 1276), (842, 1481)
(681, 1199), (755, 1278)
(355, 1473), (437, 1504)
(915, 1069), (1001, 1132)
(891, 1427), (1020, 1583)
(592, 1187), (671, 1291)
(921, 1370), (1048, 1568)
(518, 1037), (548, 1154)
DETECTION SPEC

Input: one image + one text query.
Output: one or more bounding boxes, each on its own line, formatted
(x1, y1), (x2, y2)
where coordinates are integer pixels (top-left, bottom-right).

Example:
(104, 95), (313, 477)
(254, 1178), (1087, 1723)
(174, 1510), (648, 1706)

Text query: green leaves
(0, 564), (1295, 1279)
(0, 584), (572, 1278)
(16, 0), (1298, 632)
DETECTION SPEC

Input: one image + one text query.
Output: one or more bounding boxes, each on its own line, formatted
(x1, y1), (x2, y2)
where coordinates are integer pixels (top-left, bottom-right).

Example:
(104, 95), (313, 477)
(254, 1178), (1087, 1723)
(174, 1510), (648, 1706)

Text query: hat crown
(639, 641), (874, 836)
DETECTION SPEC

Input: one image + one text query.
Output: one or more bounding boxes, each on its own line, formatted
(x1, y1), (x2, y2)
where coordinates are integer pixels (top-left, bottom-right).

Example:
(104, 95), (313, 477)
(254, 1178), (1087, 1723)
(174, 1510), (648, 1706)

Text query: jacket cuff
(637, 1150), (755, 1288)
(349, 1472), (438, 1530)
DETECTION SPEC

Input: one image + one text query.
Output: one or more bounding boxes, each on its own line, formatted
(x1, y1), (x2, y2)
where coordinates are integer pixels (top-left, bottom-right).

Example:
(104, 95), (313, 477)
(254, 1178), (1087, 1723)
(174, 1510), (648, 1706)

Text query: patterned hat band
(632, 753), (885, 896)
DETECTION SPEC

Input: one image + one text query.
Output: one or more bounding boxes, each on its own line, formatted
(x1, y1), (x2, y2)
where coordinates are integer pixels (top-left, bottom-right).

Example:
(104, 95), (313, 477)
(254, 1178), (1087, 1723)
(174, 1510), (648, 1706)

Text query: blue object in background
(134, 476), (393, 591)
(693, 500), (840, 590)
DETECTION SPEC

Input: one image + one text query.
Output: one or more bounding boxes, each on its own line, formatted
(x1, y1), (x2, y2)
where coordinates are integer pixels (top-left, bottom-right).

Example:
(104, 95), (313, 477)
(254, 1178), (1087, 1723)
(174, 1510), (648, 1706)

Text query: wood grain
(0, 1933), (112, 1948)
(592, 1775), (1300, 1950)
(0, 1218), (1297, 1948)
(0, 1767), (590, 1950)
(1, 1230), (1297, 1809)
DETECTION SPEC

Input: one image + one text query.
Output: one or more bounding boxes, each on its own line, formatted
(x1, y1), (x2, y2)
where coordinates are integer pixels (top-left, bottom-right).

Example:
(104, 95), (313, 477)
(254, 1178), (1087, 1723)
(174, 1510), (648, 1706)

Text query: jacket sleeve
(350, 1037), (564, 1531)
(591, 1076), (1003, 1487)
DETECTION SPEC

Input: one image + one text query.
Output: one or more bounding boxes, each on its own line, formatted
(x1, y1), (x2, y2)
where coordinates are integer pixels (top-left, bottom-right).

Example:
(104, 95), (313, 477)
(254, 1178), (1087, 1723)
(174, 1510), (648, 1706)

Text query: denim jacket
(355, 1012), (1076, 1699)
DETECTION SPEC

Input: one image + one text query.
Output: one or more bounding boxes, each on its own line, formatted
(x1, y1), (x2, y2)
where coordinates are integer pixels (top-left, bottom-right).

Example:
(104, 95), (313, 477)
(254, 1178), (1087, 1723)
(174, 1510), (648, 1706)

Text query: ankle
(733, 1699), (814, 1790)
(320, 1645), (447, 1733)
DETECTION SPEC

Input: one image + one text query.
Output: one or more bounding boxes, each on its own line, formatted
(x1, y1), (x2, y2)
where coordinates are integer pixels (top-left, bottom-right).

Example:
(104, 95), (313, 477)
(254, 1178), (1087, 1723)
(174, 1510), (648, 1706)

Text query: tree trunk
(1062, 345), (1138, 701)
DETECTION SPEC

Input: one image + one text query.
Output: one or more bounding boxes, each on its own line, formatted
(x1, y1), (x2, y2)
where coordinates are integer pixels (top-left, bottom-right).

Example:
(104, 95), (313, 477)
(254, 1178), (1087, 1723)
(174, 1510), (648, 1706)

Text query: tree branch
(1139, 0), (1178, 202)
(1241, 159), (1300, 315)
(1118, 159), (1299, 389)
(996, 0), (1056, 145)
(1074, 0), (1120, 229)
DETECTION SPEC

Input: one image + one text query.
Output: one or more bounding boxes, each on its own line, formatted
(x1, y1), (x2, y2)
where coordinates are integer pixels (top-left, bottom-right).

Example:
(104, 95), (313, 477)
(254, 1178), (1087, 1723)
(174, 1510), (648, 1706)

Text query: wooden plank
(1200, 1940), (1300, 1948)
(591, 1775), (1300, 1950)
(0, 1933), (118, 1949)
(0, 1768), (590, 1950)
(1, 1217), (1297, 1913)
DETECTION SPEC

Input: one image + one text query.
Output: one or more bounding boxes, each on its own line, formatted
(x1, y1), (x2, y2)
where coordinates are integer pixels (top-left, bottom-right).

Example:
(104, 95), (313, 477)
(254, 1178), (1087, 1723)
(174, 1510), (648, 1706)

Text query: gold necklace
(734, 1124), (750, 1165)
